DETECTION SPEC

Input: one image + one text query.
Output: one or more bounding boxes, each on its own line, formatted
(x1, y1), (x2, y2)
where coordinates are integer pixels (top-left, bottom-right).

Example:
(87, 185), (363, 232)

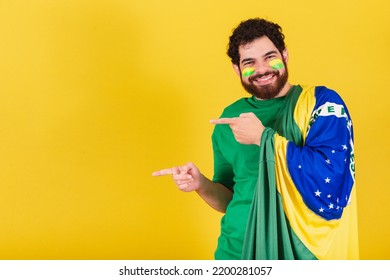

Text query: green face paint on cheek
(242, 67), (255, 78)
(269, 58), (284, 70)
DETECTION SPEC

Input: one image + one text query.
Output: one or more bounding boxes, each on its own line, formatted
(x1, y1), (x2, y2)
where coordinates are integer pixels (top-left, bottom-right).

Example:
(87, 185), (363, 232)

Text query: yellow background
(0, 0), (388, 259)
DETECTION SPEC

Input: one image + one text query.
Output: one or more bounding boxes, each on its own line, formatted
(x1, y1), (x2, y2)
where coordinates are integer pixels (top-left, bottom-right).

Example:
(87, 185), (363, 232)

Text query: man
(153, 18), (358, 260)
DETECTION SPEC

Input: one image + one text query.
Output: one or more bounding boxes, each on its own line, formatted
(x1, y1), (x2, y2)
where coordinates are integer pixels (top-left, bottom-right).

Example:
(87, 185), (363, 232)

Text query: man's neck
(275, 82), (293, 98)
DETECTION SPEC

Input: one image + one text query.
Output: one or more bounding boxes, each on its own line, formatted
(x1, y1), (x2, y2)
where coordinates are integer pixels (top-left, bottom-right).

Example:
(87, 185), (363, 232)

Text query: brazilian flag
(242, 85), (359, 260)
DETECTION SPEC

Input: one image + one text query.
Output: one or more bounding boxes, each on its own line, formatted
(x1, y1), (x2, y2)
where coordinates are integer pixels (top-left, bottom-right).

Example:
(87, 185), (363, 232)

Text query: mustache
(248, 71), (279, 83)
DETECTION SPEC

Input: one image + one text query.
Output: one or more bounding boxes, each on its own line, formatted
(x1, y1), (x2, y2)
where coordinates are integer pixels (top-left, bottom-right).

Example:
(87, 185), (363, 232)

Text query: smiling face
(233, 36), (291, 99)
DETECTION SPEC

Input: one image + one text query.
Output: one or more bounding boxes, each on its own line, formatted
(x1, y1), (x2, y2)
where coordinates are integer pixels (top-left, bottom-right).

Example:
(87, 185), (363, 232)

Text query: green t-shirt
(212, 86), (299, 259)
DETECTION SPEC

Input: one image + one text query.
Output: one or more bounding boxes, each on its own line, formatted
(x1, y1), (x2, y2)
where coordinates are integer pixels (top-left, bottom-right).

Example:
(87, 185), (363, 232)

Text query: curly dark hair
(227, 18), (286, 65)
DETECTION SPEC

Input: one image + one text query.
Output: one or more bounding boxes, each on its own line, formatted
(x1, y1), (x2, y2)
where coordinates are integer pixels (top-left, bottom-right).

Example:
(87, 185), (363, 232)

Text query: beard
(240, 64), (289, 100)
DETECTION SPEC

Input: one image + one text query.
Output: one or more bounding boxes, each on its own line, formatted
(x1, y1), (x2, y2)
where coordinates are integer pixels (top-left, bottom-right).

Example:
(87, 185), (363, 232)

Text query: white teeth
(256, 74), (273, 81)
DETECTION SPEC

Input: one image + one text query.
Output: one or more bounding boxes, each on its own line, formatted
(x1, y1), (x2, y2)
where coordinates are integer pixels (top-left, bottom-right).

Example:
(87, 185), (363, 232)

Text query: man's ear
(232, 64), (241, 77)
(282, 49), (289, 63)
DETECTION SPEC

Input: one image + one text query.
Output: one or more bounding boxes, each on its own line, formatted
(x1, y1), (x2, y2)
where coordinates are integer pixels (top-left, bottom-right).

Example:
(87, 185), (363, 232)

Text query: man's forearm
(196, 175), (233, 213)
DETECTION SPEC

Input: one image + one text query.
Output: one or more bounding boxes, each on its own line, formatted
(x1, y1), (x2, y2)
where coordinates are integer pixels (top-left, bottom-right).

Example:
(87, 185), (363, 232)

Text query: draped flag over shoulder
(241, 85), (359, 260)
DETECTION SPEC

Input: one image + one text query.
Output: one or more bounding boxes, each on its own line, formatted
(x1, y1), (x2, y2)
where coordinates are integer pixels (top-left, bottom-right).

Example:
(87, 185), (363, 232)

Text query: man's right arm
(196, 173), (233, 213)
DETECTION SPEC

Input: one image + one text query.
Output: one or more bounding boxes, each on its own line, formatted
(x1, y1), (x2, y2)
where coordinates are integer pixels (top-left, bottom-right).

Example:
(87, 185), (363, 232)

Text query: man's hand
(152, 162), (201, 192)
(153, 162), (233, 212)
(210, 112), (264, 145)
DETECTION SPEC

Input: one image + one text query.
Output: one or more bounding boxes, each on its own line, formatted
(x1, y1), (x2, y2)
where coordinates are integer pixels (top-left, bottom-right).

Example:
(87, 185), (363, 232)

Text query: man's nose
(253, 61), (272, 74)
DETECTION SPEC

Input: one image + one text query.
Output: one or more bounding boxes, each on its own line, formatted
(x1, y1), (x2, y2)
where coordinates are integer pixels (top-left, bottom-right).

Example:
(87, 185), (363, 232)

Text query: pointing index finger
(210, 117), (237, 125)
(152, 168), (175, 176)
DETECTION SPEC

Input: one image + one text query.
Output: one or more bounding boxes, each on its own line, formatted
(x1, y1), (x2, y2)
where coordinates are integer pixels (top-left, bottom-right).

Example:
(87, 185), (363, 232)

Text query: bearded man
(153, 18), (359, 260)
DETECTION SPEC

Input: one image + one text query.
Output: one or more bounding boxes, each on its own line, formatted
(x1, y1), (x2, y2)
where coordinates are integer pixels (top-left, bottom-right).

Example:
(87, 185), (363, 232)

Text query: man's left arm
(276, 90), (355, 220)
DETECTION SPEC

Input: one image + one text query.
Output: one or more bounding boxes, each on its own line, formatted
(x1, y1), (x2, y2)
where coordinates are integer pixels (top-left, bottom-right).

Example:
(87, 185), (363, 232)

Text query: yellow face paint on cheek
(269, 58), (284, 70)
(242, 67), (255, 78)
